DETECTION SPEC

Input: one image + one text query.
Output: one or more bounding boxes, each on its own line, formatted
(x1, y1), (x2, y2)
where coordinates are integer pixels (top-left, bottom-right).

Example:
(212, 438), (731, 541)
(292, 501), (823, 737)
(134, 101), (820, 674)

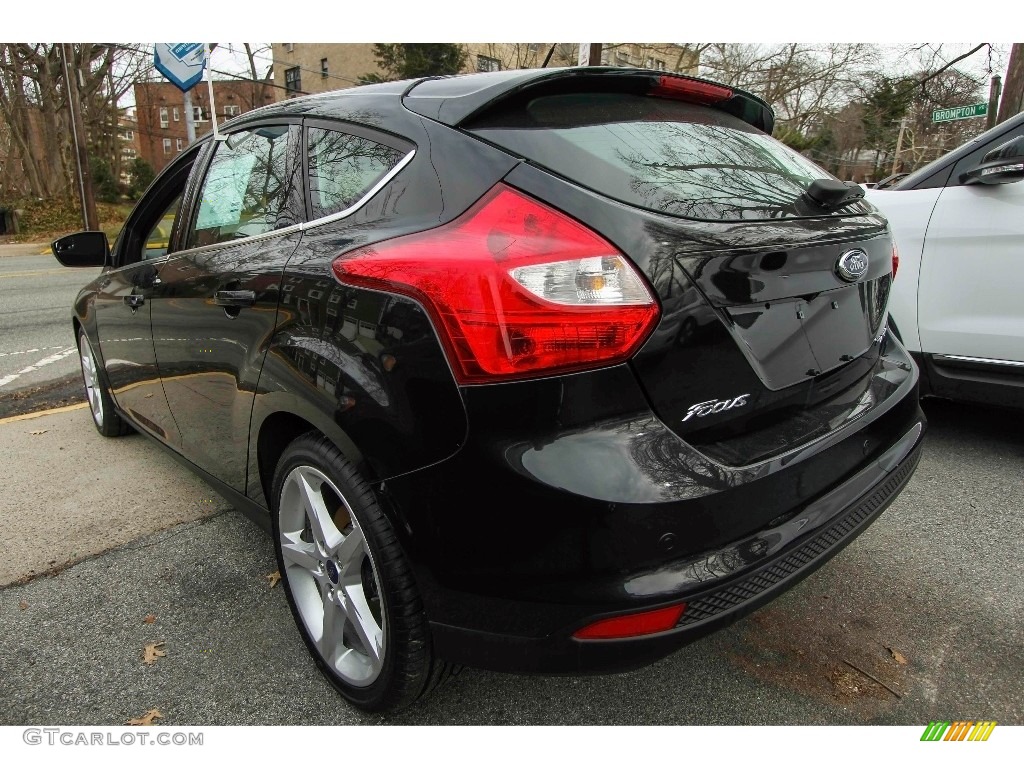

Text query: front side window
(187, 125), (298, 248)
(142, 196), (181, 260)
(306, 127), (404, 219)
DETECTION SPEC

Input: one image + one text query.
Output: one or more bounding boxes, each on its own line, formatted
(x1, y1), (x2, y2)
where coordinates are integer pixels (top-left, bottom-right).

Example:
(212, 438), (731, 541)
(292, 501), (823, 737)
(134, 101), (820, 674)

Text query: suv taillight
(332, 184), (660, 384)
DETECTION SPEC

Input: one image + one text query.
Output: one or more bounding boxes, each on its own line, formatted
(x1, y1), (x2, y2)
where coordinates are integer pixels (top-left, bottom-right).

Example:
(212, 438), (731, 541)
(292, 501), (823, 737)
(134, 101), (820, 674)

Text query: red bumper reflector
(892, 243), (900, 279)
(573, 603), (687, 640)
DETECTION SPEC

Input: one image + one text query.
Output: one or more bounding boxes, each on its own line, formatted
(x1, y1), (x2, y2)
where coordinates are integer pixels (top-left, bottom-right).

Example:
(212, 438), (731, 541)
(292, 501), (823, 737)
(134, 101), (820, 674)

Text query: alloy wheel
(79, 334), (104, 427)
(278, 465), (386, 687)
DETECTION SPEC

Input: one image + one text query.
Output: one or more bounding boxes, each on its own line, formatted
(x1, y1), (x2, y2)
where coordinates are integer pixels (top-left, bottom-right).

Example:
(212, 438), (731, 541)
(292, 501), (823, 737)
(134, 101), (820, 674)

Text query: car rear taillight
(892, 242), (899, 279)
(332, 184), (660, 384)
(648, 75), (733, 105)
(573, 603), (687, 640)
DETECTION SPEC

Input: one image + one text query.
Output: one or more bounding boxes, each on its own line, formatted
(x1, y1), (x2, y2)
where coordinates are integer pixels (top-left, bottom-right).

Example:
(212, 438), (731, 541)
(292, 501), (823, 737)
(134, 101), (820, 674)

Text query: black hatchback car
(53, 67), (925, 712)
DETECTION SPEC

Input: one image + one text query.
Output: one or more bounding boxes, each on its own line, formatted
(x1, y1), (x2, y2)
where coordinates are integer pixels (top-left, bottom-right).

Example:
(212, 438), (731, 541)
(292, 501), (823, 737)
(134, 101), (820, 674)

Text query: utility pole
(987, 75), (1002, 130)
(578, 43), (603, 67)
(183, 89), (196, 144)
(61, 43), (98, 231)
(891, 116), (908, 176)
(996, 43), (1024, 124)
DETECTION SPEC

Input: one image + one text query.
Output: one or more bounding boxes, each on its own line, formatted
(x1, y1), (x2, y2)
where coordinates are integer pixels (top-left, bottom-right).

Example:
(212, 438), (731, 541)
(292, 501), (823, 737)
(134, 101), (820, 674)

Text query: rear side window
(307, 127), (404, 219)
(468, 93), (838, 222)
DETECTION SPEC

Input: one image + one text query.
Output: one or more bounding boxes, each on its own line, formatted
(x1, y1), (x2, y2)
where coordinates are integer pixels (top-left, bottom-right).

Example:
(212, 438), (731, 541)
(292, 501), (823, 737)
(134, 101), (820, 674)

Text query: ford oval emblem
(836, 249), (869, 282)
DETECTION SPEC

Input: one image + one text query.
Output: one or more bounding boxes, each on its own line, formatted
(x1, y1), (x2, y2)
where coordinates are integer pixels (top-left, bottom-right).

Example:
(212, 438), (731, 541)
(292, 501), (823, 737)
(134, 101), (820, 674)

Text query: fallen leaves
(125, 708), (163, 726)
(142, 614), (157, 624)
(142, 641), (166, 665)
(29, 429), (47, 435)
(19, 600), (29, 610)
(887, 647), (908, 665)
(266, 570), (281, 589)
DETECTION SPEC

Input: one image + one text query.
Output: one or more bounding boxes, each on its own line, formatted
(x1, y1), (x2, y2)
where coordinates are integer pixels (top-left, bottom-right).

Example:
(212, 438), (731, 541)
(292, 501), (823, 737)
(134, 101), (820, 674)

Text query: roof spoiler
(402, 67), (775, 135)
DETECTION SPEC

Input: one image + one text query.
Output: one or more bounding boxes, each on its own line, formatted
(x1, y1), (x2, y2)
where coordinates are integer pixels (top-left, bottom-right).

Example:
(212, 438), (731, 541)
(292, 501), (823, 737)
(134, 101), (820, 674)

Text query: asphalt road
(0, 246), (100, 391)
(0, 398), (1021, 725)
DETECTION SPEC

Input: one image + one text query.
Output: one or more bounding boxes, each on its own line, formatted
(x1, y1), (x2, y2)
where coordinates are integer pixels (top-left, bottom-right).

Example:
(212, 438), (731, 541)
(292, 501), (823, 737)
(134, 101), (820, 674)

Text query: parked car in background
(867, 111), (1024, 410)
(52, 67), (924, 712)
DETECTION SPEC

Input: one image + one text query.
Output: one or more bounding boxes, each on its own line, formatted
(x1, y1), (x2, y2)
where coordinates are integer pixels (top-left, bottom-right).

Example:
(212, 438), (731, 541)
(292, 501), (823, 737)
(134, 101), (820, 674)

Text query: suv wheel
(271, 433), (450, 712)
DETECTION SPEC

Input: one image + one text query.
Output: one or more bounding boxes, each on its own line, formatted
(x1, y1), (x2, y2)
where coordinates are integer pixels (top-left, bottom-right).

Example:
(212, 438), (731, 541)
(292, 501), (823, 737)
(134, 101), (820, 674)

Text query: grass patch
(5, 198), (135, 244)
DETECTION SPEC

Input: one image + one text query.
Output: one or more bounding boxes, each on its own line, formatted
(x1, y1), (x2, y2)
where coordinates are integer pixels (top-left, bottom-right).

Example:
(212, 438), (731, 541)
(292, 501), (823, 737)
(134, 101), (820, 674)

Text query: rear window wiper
(799, 179), (866, 212)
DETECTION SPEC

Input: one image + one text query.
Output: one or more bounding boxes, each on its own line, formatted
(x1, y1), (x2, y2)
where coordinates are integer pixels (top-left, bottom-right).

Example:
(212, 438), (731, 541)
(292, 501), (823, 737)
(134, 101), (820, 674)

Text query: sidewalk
(0, 405), (229, 586)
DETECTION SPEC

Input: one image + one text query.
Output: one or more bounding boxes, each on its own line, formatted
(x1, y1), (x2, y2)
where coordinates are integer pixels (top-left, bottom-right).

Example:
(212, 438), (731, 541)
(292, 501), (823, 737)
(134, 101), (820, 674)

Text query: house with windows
(271, 43), (700, 100)
(132, 79), (274, 174)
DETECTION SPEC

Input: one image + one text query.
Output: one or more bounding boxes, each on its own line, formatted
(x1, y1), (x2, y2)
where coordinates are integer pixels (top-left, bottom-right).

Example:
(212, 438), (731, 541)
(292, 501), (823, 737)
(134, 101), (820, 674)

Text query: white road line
(0, 345), (70, 358)
(0, 346), (78, 388)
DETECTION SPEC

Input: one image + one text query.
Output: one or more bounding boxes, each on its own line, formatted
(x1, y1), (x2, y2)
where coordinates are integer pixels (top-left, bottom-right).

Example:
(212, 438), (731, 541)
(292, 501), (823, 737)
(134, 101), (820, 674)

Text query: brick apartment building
(271, 43), (700, 99)
(133, 79), (275, 174)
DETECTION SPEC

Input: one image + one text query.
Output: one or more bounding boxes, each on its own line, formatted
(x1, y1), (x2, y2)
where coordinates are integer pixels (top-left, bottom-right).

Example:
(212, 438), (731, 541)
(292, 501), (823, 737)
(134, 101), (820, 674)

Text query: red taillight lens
(332, 184), (660, 384)
(891, 243), (899, 279)
(573, 603), (687, 640)
(648, 75), (733, 105)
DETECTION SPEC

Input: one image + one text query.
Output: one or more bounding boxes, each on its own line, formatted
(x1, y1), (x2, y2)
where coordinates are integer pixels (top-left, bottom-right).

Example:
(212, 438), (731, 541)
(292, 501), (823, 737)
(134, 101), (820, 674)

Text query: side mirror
(51, 231), (109, 267)
(960, 135), (1024, 185)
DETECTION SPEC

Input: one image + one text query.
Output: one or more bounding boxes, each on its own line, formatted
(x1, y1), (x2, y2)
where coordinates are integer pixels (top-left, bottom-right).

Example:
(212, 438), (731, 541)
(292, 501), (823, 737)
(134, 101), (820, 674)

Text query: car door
(149, 121), (306, 491)
(917, 123), (1024, 364)
(91, 148), (203, 445)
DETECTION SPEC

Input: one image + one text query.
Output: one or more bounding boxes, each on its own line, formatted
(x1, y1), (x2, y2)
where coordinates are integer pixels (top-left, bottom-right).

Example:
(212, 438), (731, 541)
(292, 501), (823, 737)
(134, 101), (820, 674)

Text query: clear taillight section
(332, 184), (660, 384)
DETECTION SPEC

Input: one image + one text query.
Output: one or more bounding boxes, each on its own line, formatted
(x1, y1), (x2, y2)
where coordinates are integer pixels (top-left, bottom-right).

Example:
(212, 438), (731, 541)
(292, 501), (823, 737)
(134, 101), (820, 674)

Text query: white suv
(867, 111), (1024, 410)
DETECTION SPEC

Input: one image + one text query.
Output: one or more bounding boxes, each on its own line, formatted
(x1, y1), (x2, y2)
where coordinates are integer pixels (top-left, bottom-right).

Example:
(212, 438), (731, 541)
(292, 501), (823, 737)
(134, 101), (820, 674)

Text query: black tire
(77, 328), (132, 437)
(270, 432), (451, 712)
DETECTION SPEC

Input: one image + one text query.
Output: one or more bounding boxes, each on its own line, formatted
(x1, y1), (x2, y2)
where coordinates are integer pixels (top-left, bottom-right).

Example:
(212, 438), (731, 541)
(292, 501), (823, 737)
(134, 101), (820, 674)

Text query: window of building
(224, 104), (241, 117)
(173, 107), (180, 121)
(187, 125), (297, 247)
(163, 138), (172, 155)
(193, 106), (206, 122)
(654, 59), (666, 70)
(120, 129), (134, 141)
(284, 43), (294, 53)
(285, 66), (301, 96)
(159, 107), (169, 128)
(176, 138), (184, 152)
(477, 55), (501, 73)
(306, 127), (404, 219)
(321, 58), (329, 78)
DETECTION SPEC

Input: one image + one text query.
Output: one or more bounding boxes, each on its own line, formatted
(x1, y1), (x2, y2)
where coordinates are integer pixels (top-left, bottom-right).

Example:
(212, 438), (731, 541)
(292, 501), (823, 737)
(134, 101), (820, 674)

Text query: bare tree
(699, 44), (876, 133)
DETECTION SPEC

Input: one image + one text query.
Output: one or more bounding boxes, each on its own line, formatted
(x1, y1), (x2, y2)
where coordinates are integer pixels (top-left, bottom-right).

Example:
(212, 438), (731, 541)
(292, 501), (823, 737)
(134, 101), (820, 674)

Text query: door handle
(124, 294), (145, 308)
(214, 290), (256, 307)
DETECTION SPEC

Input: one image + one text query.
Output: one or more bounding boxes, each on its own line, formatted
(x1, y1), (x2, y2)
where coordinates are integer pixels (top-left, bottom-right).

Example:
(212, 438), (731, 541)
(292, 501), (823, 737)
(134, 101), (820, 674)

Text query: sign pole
(205, 43), (219, 139)
(183, 89), (196, 144)
(891, 116), (908, 176)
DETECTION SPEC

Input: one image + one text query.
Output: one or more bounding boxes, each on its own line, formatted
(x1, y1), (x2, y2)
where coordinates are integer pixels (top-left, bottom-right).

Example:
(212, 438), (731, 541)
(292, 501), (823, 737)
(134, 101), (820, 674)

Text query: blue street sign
(154, 43), (206, 92)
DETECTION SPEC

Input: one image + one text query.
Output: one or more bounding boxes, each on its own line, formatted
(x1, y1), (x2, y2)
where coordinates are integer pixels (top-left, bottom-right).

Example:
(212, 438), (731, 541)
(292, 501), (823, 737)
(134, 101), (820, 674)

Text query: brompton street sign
(932, 103), (988, 123)
(153, 43), (206, 92)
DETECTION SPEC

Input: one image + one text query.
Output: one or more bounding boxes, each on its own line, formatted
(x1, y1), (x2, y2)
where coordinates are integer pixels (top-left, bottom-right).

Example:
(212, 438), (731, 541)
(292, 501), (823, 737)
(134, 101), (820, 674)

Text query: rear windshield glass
(468, 93), (838, 222)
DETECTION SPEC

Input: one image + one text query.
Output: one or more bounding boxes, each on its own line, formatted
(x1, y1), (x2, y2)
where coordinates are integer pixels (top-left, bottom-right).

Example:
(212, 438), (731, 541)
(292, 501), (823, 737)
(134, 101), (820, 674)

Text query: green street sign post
(932, 103), (988, 123)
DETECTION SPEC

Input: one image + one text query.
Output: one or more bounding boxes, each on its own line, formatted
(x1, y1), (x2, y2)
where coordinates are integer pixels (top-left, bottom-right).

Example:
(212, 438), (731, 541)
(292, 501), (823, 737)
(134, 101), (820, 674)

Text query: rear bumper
(378, 331), (925, 673)
(429, 420), (923, 673)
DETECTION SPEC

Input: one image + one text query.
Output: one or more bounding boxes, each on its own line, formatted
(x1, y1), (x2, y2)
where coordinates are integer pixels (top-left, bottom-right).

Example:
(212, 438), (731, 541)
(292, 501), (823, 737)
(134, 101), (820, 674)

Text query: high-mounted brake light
(332, 184), (660, 384)
(648, 75), (733, 105)
(573, 603), (687, 640)
(892, 242), (900, 279)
